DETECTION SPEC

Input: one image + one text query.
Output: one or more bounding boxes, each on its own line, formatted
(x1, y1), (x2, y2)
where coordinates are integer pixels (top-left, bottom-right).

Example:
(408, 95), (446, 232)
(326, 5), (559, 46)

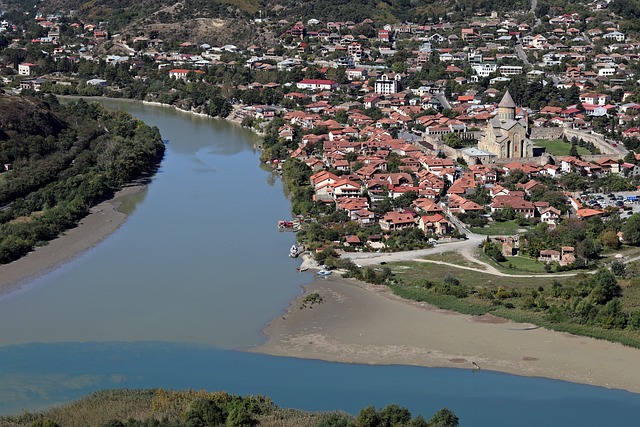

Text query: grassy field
(422, 250), (487, 269)
(389, 260), (552, 288)
(533, 139), (591, 156)
(471, 220), (526, 236)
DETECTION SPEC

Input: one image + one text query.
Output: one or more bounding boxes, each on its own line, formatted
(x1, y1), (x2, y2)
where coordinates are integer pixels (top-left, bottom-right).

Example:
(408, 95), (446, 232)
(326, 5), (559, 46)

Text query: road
(434, 93), (451, 110)
(515, 43), (532, 68)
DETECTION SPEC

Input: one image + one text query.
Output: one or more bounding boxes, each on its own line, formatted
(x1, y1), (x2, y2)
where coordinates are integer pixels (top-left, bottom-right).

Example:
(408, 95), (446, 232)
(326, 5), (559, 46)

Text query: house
(18, 62), (38, 76)
(168, 69), (205, 80)
(560, 246), (575, 266)
(538, 249), (561, 263)
(353, 209), (377, 226)
(296, 79), (339, 91)
(418, 214), (451, 235)
(344, 235), (363, 247)
(575, 208), (604, 219)
(490, 195), (536, 218)
(540, 206), (561, 229)
(379, 211), (417, 231)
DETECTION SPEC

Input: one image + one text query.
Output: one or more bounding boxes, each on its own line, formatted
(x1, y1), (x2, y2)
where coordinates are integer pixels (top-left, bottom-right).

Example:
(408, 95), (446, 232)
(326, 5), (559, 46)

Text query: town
(1, 0), (640, 273)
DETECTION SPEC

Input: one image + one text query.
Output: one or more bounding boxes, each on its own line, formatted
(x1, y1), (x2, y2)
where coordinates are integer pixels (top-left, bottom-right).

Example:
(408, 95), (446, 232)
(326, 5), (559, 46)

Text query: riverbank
(0, 184), (145, 296)
(0, 96), (252, 295)
(251, 273), (640, 394)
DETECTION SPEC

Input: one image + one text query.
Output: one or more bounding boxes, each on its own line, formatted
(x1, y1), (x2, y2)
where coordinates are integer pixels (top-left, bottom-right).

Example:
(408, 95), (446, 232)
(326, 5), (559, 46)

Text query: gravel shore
(251, 274), (640, 393)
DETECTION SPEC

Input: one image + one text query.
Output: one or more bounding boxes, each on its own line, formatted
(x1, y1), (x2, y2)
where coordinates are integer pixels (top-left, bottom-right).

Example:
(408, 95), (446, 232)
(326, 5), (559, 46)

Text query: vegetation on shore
(0, 389), (459, 427)
(0, 95), (165, 264)
(342, 258), (640, 348)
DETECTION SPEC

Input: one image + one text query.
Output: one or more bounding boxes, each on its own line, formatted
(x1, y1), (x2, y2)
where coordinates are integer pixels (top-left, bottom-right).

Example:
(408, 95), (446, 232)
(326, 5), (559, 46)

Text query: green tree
(378, 404), (412, 426)
(315, 413), (355, 427)
(355, 406), (379, 427)
(427, 408), (459, 427)
(185, 398), (227, 427)
(621, 213), (640, 245)
(589, 268), (620, 305)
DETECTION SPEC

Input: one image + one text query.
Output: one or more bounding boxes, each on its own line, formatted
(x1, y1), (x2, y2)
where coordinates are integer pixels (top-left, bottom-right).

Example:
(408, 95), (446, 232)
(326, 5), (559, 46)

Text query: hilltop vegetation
(0, 95), (165, 263)
(0, 389), (460, 427)
(9, 0), (532, 44)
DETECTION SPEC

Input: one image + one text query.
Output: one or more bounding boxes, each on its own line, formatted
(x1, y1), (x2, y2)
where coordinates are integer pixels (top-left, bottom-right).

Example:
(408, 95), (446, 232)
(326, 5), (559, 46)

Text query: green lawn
(533, 139), (590, 156)
(471, 220), (526, 236)
(498, 255), (549, 273)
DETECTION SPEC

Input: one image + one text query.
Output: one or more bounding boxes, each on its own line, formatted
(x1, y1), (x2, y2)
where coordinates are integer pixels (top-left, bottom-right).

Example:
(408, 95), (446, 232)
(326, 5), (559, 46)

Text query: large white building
(374, 73), (402, 95)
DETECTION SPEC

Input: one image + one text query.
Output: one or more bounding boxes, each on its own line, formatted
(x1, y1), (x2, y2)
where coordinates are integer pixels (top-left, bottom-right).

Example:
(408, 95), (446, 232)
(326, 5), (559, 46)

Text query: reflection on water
(117, 187), (149, 216)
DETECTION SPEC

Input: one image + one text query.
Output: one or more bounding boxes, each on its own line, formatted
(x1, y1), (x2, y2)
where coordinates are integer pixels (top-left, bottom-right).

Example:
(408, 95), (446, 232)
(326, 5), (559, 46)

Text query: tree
(600, 229), (620, 249)
(621, 213), (640, 245)
(443, 133), (463, 149)
(185, 398), (227, 427)
(355, 406), (379, 427)
(316, 413), (355, 427)
(589, 268), (620, 305)
(378, 404), (412, 426)
(610, 260), (626, 277)
(427, 408), (459, 427)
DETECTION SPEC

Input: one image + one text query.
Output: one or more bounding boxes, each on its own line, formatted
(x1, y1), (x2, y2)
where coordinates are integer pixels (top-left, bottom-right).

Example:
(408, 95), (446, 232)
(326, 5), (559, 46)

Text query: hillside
(0, 95), (165, 264)
(17, 0), (530, 44)
(0, 96), (66, 138)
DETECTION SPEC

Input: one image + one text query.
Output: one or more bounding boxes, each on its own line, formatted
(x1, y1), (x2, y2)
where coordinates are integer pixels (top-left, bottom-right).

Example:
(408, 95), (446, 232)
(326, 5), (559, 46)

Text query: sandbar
(0, 184), (145, 296)
(251, 273), (640, 394)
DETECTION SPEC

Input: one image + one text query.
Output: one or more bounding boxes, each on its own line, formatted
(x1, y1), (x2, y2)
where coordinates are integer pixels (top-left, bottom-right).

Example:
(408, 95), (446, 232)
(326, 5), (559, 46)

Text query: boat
(278, 220), (300, 231)
(316, 270), (332, 277)
(289, 244), (305, 258)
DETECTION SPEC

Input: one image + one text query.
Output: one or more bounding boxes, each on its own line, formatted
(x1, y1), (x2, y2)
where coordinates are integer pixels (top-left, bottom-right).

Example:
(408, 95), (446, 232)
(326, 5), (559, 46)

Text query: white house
(472, 63), (498, 77)
(603, 31), (625, 42)
(18, 63), (37, 76)
(296, 79), (338, 91)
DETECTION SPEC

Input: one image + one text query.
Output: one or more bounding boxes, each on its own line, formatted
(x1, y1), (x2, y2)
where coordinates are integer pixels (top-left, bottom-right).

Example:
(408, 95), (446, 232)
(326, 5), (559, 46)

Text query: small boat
(278, 220), (300, 231)
(316, 270), (332, 277)
(290, 244), (305, 258)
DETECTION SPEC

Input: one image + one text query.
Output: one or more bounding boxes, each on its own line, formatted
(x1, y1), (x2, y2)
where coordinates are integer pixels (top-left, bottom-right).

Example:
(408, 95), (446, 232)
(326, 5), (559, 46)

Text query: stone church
(478, 90), (532, 159)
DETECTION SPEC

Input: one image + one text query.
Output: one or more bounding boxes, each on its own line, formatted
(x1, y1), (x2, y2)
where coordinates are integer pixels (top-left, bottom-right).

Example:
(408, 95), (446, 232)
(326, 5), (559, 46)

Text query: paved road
(434, 93), (451, 110)
(515, 43), (532, 68)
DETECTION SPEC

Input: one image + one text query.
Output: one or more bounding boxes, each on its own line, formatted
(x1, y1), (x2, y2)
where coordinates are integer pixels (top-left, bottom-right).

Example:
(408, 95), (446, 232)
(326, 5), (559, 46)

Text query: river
(0, 100), (638, 425)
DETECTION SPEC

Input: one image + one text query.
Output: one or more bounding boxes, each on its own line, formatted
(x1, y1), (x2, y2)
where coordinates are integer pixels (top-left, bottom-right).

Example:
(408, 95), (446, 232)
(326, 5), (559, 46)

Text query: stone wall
(562, 128), (621, 156)
(530, 127), (563, 140)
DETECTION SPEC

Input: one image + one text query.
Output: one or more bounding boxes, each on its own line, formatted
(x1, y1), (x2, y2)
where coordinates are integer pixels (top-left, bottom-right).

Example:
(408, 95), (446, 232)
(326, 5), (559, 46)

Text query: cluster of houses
(2, 4), (640, 259)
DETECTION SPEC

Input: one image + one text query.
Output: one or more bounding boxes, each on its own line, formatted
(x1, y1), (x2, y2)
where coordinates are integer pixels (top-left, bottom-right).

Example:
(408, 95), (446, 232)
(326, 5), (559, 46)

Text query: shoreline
(0, 96), (253, 298)
(249, 272), (640, 394)
(0, 184), (146, 297)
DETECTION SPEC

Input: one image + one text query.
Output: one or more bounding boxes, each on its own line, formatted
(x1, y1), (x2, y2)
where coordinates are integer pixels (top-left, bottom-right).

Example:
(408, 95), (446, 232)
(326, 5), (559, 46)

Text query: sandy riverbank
(251, 273), (640, 393)
(0, 184), (145, 296)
